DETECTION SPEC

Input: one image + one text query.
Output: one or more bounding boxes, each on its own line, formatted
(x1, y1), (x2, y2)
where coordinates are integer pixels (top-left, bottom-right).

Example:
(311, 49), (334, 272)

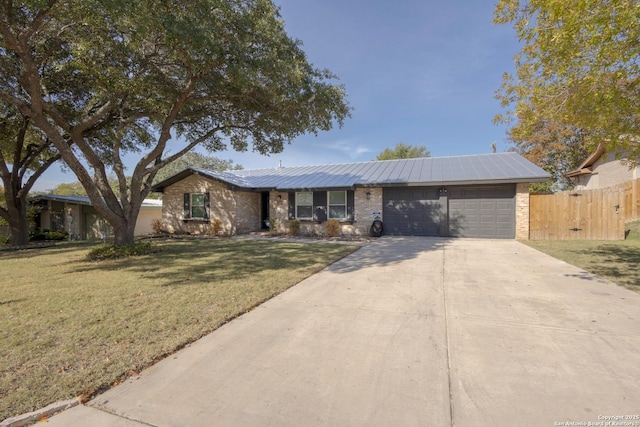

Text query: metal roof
(31, 194), (163, 208)
(152, 152), (550, 192)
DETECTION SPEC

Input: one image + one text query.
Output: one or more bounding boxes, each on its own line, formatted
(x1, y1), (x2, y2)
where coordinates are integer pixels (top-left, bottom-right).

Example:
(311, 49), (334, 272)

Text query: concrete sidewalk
(43, 237), (640, 427)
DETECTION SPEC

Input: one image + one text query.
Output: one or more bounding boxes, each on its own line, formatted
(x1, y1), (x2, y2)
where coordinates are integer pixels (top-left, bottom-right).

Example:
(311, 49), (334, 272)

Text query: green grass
(0, 238), (359, 421)
(522, 221), (640, 294)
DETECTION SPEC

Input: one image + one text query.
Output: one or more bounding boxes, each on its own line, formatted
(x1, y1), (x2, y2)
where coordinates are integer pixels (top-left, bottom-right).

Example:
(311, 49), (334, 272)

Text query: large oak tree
(494, 0), (640, 163)
(0, 0), (350, 244)
(0, 103), (60, 245)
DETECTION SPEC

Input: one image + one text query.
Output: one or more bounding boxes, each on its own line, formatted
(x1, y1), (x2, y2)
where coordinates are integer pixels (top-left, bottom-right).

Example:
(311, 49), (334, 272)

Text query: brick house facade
(162, 174), (260, 236)
(152, 153), (548, 240)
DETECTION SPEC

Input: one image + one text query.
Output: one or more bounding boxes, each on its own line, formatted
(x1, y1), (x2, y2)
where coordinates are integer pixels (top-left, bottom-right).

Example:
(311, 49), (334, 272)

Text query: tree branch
(22, 152), (61, 196)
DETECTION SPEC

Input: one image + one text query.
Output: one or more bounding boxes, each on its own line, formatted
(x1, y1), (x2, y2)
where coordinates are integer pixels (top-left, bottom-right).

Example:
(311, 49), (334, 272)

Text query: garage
(383, 187), (442, 236)
(448, 186), (515, 239)
(382, 185), (515, 239)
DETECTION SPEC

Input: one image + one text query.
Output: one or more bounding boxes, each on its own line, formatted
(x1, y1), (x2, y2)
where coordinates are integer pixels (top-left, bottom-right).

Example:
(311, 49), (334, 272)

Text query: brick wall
(269, 191), (290, 233)
(353, 188), (383, 235)
(162, 175), (260, 236)
(515, 183), (530, 240)
(270, 188), (384, 236)
(235, 191), (261, 234)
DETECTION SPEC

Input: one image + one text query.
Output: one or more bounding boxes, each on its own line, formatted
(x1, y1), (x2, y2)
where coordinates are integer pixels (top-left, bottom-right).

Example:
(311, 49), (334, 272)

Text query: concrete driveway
(45, 237), (640, 427)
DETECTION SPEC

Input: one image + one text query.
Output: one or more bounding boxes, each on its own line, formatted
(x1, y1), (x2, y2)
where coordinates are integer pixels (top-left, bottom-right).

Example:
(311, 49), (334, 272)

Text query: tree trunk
(9, 219), (29, 246)
(5, 197), (30, 246)
(111, 204), (141, 246)
(113, 221), (136, 246)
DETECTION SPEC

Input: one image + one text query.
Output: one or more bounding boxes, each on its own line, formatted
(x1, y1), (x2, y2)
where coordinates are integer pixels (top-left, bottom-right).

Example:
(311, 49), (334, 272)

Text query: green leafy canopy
(494, 0), (640, 164)
(376, 143), (431, 160)
(0, 0), (350, 244)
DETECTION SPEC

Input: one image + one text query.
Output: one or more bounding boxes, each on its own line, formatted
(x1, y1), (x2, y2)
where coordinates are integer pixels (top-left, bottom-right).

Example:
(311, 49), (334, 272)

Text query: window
(296, 192), (313, 219)
(184, 193), (209, 220)
(328, 191), (347, 219)
(191, 194), (206, 219)
(289, 190), (352, 221)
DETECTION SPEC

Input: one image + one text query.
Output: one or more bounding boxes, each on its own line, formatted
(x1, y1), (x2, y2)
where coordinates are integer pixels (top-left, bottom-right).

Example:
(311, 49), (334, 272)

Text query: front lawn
(522, 222), (640, 294)
(0, 238), (359, 421)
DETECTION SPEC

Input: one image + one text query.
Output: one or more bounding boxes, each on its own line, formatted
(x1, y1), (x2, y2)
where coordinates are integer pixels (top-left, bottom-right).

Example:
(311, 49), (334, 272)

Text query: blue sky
(34, 0), (521, 191)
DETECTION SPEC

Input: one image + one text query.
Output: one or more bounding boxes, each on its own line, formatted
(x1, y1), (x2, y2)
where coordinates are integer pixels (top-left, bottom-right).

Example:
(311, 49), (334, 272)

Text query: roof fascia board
(353, 178), (548, 188)
(29, 194), (93, 206)
(151, 168), (250, 192)
(273, 186), (355, 192)
(566, 143), (606, 177)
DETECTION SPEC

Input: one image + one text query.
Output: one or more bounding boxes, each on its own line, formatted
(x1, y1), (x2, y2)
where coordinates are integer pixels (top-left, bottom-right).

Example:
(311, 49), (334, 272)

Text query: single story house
(151, 152), (550, 239)
(31, 194), (162, 240)
(566, 143), (640, 190)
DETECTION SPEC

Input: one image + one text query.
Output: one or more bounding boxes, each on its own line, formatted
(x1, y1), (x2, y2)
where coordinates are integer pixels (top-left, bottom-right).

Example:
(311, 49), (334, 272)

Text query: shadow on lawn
(0, 241), (96, 260)
(70, 239), (356, 285)
(568, 243), (640, 292)
(68, 236), (451, 285)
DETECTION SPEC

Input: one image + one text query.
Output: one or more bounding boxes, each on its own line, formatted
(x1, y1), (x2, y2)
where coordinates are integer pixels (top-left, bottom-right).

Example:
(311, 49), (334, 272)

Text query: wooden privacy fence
(529, 179), (639, 240)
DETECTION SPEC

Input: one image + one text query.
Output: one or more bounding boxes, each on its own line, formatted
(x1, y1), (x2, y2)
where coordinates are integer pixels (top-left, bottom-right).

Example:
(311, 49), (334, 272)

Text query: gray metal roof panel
(155, 153), (550, 191)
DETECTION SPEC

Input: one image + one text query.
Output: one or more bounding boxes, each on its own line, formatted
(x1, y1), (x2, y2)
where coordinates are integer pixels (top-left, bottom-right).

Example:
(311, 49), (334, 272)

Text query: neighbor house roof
(565, 143), (607, 178)
(151, 152), (550, 192)
(31, 194), (163, 208)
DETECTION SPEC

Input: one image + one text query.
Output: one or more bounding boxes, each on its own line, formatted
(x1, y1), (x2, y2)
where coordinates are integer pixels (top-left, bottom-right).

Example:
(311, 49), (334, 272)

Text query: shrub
(0, 227), (9, 245)
(265, 217), (278, 233)
(288, 219), (301, 236)
(306, 228), (320, 238)
(210, 219), (223, 236)
(86, 241), (154, 261)
(46, 230), (69, 240)
(325, 219), (340, 237)
(30, 229), (69, 241)
(151, 219), (165, 234)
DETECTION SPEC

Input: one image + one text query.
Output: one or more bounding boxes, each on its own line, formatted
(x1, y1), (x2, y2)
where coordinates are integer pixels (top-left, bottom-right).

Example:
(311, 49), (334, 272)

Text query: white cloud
(322, 139), (375, 160)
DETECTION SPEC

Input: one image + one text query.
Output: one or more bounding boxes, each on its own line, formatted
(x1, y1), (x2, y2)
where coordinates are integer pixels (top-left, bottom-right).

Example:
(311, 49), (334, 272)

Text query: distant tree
(0, 104), (60, 246)
(47, 182), (87, 196)
(494, 0), (640, 164)
(376, 143), (430, 160)
(509, 122), (592, 192)
(0, 0), (350, 245)
(153, 152), (243, 184)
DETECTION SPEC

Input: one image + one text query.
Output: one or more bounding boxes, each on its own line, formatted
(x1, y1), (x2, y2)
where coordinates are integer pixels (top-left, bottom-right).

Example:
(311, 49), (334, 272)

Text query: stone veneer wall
(353, 188), (383, 235)
(515, 183), (530, 240)
(269, 188), (384, 236)
(269, 191), (290, 234)
(162, 175), (260, 236)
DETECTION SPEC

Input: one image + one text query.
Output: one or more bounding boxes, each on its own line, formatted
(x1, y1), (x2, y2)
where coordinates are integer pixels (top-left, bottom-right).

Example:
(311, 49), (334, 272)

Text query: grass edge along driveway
(522, 223), (640, 294)
(0, 238), (360, 421)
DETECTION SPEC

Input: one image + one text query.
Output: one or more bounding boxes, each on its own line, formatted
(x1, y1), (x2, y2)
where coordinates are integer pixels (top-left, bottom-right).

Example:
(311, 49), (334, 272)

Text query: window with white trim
(328, 191), (347, 219)
(296, 192), (313, 219)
